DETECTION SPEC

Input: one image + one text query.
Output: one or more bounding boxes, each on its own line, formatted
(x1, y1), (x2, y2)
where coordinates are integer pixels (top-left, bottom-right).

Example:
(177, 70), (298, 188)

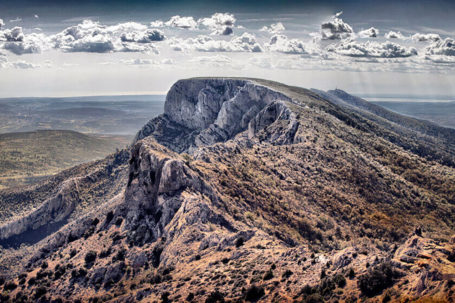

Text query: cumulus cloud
(328, 39), (417, 58)
(176, 33), (262, 53)
(3, 41), (41, 55)
(51, 20), (164, 53)
(0, 19), (4, 28)
(412, 33), (441, 42)
(51, 20), (113, 52)
(190, 55), (232, 66)
(165, 15), (197, 29)
(425, 38), (455, 56)
(267, 35), (316, 55)
(384, 31), (407, 40)
(213, 27), (233, 36)
(198, 13), (235, 35)
(121, 58), (155, 65)
(11, 60), (39, 69)
(120, 29), (165, 43)
(121, 58), (173, 65)
(1, 26), (25, 41)
(321, 12), (353, 40)
(0, 27), (45, 54)
(358, 27), (379, 38)
(151, 13), (236, 35)
(260, 22), (286, 34)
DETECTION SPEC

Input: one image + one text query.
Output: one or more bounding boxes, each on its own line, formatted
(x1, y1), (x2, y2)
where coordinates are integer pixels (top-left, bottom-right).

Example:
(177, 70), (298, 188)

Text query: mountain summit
(1, 78), (454, 302)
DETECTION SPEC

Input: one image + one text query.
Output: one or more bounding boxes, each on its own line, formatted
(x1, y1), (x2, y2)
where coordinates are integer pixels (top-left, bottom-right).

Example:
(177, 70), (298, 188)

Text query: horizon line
(0, 91), (169, 99)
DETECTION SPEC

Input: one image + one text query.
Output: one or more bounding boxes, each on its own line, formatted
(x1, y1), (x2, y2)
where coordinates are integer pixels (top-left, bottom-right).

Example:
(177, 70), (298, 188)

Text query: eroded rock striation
(135, 78), (296, 152)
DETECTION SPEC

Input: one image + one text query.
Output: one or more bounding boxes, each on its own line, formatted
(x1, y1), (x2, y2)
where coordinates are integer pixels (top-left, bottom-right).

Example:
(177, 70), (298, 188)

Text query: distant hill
(0, 95), (165, 135)
(0, 130), (131, 189)
(371, 100), (455, 129)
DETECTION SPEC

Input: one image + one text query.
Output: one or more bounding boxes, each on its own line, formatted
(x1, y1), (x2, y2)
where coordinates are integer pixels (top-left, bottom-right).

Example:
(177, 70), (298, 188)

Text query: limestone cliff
(135, 78), (296, 152)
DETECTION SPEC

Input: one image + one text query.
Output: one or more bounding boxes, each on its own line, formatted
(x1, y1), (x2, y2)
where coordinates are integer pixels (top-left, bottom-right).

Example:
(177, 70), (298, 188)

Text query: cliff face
(135, 78), (295, 152)
(0, 178), (79, 241)
(1, 78), (455, 303)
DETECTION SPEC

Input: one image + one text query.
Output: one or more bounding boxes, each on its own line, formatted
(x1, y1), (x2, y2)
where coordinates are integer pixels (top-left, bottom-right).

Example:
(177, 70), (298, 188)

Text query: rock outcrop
(0, 178), (79, 241)
(135, 78), (295, 153)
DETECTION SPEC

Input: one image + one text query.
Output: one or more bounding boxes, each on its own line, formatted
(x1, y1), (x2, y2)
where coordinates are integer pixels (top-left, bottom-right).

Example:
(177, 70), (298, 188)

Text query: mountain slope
(0, 130), (130, 189)
(0, 78), (454, 303)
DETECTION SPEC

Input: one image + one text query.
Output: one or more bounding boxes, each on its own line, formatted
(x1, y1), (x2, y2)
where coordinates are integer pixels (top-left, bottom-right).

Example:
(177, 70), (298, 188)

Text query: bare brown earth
(0, 78), (454, 302)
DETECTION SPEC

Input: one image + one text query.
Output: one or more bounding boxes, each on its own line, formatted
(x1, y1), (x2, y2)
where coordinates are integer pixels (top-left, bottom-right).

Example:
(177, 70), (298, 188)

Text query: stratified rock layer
(135, 78), (295, 152)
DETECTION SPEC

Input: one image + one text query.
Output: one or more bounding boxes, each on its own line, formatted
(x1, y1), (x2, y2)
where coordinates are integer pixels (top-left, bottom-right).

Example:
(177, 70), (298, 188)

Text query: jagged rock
(0, 178), (80, 240)
(135, 78), (296, 153)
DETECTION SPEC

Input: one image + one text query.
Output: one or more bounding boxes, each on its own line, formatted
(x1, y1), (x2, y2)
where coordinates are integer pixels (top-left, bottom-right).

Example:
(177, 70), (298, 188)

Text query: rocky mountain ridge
(0, 78), (454, 302)
(135, 79), (298, 152)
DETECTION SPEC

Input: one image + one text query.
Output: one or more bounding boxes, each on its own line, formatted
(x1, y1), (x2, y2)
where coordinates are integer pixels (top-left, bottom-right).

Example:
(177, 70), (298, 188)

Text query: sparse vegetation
(84, 251), (97, 267)
(358, 262), (402, 297)
(0, 130), (129, 189)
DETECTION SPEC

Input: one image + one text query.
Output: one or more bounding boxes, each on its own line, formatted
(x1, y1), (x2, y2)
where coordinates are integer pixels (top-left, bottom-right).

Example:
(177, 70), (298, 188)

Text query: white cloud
(425, 38), (455, 56)
(121, 58), (155, 65)
(199, 13), (235, 28)
(211, 27), (233, 36)
(358, 27), (379, 38)
(267, 35), (316, 55)
(260, 22), (285, 34)
(0, 52), (7, 68)
(0, 19), (4, 28)
(198, 13), (235, 35)
(51, 20), (113, 52)
(412, 33), (441, 42)
(425, 55), (455, 64)
(152, 13), (236, 35)
(321, 12), (353, 40)
(51, 20), (164, 53)
(1, 26), (25, 41)
(9, 17), (22, 23)
(11, 60), (40, 69)
(0, 27), (45, 55)
(328, 39), (417, 58)
(175, 32), (263, 53)
(120, 29), (165, 43)
(190, 55), (232, 65)
(384, 31), (407, 40)
(121, 58), (174, 65)
(165, 15), (197, 29)
(3, 41), (41, 54)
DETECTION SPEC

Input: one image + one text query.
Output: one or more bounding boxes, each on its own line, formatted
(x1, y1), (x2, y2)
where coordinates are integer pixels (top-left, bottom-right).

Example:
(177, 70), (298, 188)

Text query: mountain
(0, 130), (131, 189)
(0, 78), (454, 303)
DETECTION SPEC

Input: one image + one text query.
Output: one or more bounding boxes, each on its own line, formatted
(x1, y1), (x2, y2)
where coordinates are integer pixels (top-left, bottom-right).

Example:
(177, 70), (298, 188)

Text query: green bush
(358, 262), (401, 297)
(244, 285), (265, 302)
(84, 251), (97, 267)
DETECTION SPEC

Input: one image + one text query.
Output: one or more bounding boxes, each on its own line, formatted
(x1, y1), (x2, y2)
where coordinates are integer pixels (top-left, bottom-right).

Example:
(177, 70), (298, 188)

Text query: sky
(0, 0), (455, 97)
